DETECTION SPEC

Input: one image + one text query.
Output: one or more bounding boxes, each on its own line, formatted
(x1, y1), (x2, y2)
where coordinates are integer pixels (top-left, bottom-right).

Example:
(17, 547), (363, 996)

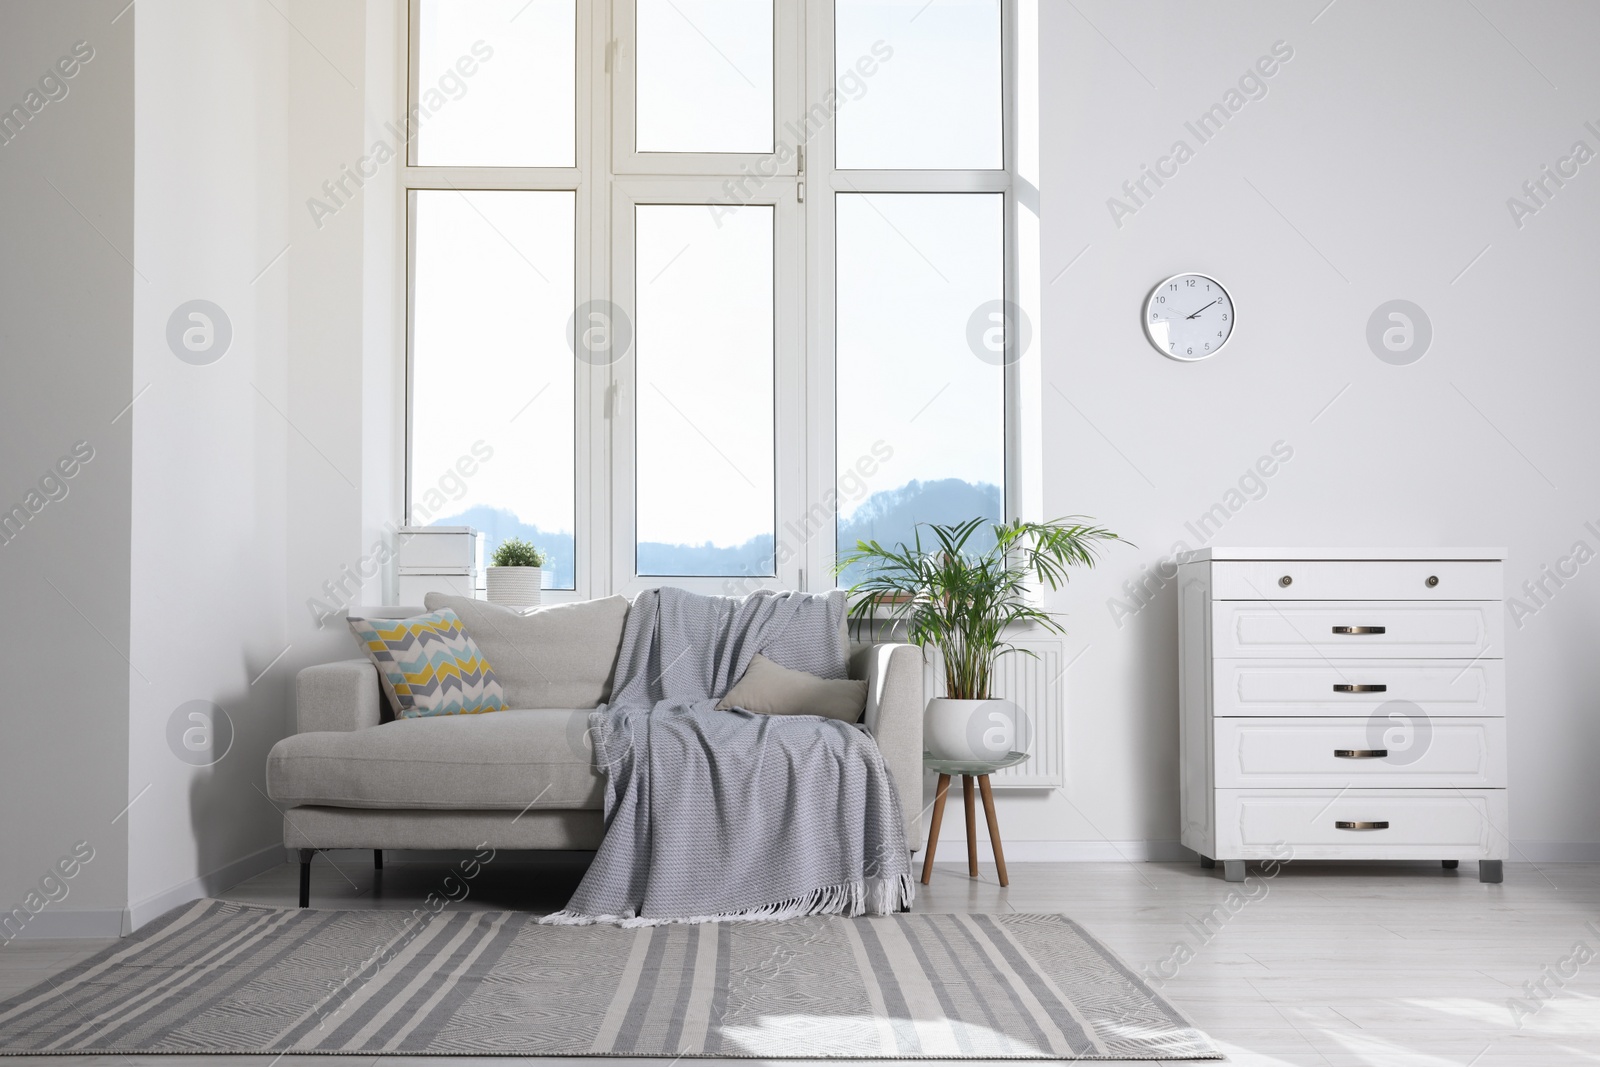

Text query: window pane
(636, 205), (775, 575)
(637, 0), (773, 153)
(835, 0), (1002, 169)
(415, 0), (575, 167)
(411, 190), (576, 588)
(835, 193), (1004, 584)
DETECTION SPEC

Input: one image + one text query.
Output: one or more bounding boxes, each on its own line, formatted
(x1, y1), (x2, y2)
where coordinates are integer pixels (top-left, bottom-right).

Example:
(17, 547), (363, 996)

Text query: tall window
(406, 0), (1018, 599)
(634, 204), (776, 576)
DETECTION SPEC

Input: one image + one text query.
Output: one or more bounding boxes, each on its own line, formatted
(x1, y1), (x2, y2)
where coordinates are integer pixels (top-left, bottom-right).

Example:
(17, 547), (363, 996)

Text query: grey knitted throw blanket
(542, 588), (914, 926)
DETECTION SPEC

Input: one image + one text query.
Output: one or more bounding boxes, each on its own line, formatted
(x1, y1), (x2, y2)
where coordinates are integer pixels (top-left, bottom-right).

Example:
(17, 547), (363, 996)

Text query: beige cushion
(717, 653), (868, 723)
(266, 709), (603, 811)
(424, 593), (629, 709)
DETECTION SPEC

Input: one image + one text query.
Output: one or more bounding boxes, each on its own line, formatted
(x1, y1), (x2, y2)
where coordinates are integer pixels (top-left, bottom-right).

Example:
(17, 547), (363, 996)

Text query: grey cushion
(266, 709), (603, 811)
(423, 593), (629, 709)
(717, 653), (868, 722)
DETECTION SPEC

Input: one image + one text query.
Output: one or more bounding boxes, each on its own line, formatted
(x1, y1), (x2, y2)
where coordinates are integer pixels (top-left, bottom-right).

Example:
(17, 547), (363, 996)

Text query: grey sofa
(266, 594), (925, 907)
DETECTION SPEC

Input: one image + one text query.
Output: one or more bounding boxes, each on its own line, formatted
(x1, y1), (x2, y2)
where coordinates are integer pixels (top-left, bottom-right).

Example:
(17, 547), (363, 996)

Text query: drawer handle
(1335, 820), (1390, 830)
(1278, 575), (1293, 587)
(1332, 625), (1386, 635)
(1333, 683), (1387, 693)
(1334, 748), (1389, 759)
(1426, 575), (1439, 588)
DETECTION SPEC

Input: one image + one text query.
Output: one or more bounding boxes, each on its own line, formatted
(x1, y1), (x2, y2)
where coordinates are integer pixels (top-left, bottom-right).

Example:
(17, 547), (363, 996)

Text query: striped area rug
(0, 899), (1218, 1059)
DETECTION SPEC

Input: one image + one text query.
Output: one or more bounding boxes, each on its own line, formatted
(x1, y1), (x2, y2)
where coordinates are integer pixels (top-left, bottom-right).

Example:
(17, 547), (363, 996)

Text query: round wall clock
(1143, 273), (1234, 361)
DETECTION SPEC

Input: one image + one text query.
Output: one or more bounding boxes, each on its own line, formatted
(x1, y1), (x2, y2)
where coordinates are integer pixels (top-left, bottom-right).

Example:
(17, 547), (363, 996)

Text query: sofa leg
(374, 849), (383, 871)
(298, 849), (315, 908)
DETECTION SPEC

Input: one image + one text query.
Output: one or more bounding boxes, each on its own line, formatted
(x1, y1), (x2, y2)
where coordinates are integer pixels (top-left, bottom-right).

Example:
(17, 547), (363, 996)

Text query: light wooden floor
(3, 856), (1598, 1065)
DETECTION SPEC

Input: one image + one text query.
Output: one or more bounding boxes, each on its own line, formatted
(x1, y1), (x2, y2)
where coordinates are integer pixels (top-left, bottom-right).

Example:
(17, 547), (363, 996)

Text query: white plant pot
(924, 697), (1021, 762)
(486, 566), (542, 608)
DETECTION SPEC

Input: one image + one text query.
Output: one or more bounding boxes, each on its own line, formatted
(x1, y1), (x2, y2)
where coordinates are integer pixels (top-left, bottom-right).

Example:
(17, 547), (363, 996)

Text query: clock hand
(1185, 299), (1219, 319)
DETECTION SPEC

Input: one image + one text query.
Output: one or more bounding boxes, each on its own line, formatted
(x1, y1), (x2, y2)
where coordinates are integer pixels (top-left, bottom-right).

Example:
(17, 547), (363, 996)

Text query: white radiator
(925, 638), (1064, 788)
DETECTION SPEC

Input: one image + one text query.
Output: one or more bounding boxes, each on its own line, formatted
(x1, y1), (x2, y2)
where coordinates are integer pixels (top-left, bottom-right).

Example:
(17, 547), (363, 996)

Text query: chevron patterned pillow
(346, 609), (508, 719)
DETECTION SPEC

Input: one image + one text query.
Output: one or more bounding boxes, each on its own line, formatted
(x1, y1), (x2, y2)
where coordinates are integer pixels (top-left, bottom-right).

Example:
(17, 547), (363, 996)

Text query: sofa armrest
(850, 642), (925, 851)
(296, 659), (384, 733)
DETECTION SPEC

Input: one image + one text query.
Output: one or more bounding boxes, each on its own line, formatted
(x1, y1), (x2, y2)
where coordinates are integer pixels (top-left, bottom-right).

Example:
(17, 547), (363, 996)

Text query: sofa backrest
(423, 593), (630, 709)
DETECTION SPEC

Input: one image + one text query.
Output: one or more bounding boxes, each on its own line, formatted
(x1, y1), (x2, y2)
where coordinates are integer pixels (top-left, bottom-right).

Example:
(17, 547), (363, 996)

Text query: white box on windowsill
(397, 526), (482, 574)
(396, 572), (481, 603)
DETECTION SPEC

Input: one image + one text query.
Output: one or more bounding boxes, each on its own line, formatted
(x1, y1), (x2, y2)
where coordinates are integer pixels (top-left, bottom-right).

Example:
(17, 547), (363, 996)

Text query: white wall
(3, 0), (379, 935)
(0, 0), (133, 936)
(126, 0), (368, 925)
(359, 0), (408, 607)
(983, 0), (1600, 858)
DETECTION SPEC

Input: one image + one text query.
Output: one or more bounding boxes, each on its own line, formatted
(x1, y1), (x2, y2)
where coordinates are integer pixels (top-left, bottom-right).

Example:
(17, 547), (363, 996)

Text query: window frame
(612, 0), (804, 176)
(401, 0), (1027, 602)
(609, 178), (806, 597)
(800, 0), (1022, 592)
(404, 186), (582, 590)
(402, 0), (604, 604)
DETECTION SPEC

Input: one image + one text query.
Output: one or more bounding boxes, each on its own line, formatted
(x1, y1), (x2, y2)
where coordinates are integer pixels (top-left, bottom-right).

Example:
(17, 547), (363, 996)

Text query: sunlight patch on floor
(722, 1015), (1050, 1057)
(1399, 991), (1600, 1034)
(1318, 1029), (1488, 1066)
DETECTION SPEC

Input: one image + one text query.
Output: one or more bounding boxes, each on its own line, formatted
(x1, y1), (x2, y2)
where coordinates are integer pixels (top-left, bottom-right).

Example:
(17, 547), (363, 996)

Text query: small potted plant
(486, 536), (547, 607)
(836, 517), (1122, 762)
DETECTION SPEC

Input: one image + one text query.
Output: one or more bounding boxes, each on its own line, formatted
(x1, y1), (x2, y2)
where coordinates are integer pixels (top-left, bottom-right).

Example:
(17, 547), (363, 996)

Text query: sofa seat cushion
(266, 709), (602, 811)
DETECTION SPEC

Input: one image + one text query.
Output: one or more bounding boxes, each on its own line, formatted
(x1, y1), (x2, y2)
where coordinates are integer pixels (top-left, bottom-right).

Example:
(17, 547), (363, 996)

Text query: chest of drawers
(1177, 548), (1507, 882)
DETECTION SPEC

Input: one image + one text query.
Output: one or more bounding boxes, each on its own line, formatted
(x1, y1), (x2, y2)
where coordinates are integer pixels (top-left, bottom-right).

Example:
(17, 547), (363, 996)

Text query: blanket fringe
(539, 872), (916, 928)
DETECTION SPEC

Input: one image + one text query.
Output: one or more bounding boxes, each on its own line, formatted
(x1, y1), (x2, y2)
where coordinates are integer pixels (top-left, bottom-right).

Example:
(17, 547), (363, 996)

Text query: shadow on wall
(174, 661), (289, 903)
(1112, 573), (1182, 835)
(188, 766), (230, 897)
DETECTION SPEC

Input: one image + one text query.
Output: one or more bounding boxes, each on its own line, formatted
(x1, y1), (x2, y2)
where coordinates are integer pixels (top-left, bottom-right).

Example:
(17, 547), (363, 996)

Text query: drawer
(1213, 601), (1502, 659)
(396, 528), (482, 572)
(1213, 717), (1506, 788)
(1214, 789), (1507, 860)
(1212, 559), (1502, 601)
(1213, 659), (1503, 717)
(395, 572), (480, 603)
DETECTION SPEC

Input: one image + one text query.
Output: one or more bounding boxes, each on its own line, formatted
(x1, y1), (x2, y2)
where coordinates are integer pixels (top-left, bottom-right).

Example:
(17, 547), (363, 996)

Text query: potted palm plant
(836, 517), (1122, 761)
(486, 536), (547, 608)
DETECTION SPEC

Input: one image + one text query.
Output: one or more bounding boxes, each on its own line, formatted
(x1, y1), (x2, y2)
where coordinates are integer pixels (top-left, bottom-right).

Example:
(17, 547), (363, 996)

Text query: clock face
(1144, 273), (1234, 361)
